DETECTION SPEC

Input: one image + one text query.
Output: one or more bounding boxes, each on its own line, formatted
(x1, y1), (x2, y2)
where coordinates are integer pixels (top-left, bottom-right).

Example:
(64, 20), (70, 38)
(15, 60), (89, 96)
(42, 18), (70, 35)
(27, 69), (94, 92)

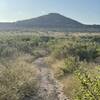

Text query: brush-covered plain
(0, 32), (100, 100)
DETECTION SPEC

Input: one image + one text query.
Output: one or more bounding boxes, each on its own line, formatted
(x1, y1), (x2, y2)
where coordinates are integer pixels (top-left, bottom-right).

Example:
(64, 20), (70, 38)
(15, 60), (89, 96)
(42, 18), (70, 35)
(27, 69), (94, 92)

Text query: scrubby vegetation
(46, 35), (100, 100)
(0, 33), (100, 100)
(0, 35), (49, 100)
(0, 57), (38, 100)
(0, 34), (58, 100)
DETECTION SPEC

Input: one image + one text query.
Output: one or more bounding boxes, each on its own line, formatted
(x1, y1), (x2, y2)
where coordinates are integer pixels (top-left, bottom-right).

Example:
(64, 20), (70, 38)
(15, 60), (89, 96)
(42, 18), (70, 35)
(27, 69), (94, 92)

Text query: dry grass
(60, 75), (80, 100)
(45, 57), (64, 77)
(0, 55), (38, 100)
(45, 56), (81, 99)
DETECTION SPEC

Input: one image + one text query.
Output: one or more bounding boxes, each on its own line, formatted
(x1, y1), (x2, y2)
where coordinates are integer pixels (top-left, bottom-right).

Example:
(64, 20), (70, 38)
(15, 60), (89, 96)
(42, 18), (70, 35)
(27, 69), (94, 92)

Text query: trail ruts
(34, 58), (69, 100)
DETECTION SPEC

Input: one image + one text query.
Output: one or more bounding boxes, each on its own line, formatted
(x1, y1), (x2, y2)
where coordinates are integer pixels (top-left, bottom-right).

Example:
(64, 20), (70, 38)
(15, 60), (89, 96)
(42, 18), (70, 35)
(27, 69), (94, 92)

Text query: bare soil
(33, 58), (69, 100)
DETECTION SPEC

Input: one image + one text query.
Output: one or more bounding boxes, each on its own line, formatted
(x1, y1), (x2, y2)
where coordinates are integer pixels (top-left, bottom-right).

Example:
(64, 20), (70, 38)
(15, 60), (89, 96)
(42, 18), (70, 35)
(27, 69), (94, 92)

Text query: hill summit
(16, 13), (83, 28)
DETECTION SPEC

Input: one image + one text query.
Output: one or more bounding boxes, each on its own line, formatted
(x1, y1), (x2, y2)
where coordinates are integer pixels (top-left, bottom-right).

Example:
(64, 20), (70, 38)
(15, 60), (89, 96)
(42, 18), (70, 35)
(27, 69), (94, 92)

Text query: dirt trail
(34, 58), (69, 100)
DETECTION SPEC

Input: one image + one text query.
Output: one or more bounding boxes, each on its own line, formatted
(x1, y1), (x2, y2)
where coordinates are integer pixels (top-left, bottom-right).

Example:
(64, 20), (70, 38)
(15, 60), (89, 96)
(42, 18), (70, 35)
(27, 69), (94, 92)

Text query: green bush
(61, 56), (79, 74)
(74, 43), (98, 61)
(75, 66), (100, 100)
(0, 47), (18, 57)
(50, 37), (99, 62)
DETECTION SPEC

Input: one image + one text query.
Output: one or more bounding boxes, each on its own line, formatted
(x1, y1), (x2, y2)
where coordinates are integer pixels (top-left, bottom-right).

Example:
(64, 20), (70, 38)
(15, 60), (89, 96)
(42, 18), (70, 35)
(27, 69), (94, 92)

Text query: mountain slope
(0, 13), (100, 32)
(15, 13), (83, 28)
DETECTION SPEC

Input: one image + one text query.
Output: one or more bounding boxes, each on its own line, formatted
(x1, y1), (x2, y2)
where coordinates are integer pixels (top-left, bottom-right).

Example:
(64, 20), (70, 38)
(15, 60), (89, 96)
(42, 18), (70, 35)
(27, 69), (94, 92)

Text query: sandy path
(34, 58), (69, 100)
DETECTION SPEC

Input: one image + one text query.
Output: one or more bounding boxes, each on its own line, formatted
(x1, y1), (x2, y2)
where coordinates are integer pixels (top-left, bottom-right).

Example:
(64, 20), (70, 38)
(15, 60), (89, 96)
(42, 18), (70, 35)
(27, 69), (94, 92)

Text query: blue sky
(0, 0), (100, 24)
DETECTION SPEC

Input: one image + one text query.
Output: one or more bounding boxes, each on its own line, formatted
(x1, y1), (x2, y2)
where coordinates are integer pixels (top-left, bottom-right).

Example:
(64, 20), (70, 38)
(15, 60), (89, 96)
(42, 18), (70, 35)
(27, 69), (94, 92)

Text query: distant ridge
(0, 13), (100, 32)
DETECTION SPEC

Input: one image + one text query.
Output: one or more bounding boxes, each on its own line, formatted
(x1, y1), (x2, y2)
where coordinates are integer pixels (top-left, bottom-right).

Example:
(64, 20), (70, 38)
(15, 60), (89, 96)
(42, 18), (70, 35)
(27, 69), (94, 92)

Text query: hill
(15, 13), (83, 28)
(0, 13), (100, 32)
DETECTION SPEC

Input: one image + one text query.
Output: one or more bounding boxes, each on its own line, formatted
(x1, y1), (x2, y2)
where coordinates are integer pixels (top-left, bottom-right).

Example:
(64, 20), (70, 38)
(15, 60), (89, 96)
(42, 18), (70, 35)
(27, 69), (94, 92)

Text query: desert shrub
(50, 37), (99, 62)
(31, 36), (54, 47)
(62, 59), (100, 100)
(21, 37), (31, 42)
(0, 41), (19, 58)
(92, 36), (100, 43)
(51, 45), (68, 59)
(0, 36), (33, 58)
(0, 59), (38, 100)
(74, 66), (100, 100)
(0, 47), (18, 58)
(40, 36), (54, 42)
(15, 42), (32, 54)
(61, 56), (79, 74)
(32, 49), (48, 59)
(31, 37), (41, 46)
(48, 38), (71, 59)
(73, 42), (98, 61)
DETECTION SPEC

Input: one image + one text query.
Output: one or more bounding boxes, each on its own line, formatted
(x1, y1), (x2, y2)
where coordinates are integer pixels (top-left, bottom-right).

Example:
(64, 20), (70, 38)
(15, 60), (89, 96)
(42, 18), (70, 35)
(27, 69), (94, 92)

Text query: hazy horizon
(0, 0), (100, 24)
